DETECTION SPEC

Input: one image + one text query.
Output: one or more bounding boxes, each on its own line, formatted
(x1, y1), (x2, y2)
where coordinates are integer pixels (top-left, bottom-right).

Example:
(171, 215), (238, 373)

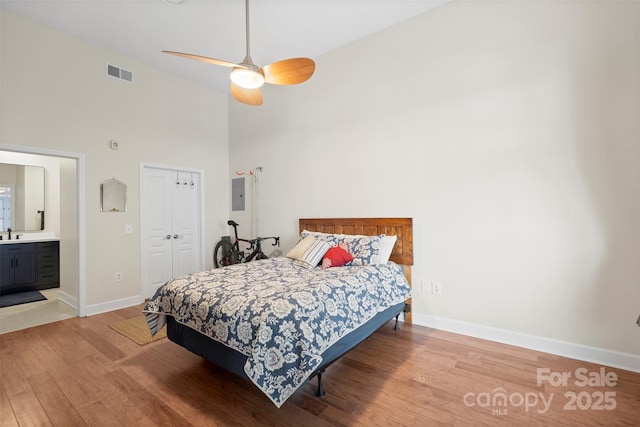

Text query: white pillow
(378, 235), (397, 264)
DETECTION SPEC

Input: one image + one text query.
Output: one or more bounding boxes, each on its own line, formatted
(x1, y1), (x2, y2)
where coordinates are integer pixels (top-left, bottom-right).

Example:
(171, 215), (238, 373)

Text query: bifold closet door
(142, 167), (200, 299)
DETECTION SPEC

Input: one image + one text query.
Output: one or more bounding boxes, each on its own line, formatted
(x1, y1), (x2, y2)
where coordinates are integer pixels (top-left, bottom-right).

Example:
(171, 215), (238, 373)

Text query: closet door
(172, 171), (199, 278)
(141, 166), (201, 299)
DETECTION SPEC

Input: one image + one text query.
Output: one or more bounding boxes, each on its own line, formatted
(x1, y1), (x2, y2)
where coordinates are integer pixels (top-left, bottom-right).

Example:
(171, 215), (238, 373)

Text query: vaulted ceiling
(1, 0), (448, 94)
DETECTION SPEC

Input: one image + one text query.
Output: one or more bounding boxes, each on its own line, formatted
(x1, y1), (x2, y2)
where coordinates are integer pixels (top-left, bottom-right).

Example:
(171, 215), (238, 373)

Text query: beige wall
(229, 0), (640, 362)
(1, 11), (230, 308)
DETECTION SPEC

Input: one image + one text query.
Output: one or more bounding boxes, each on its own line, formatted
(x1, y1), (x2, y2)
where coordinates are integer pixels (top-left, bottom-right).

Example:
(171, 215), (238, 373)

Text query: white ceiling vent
(106, 63), (134, 83)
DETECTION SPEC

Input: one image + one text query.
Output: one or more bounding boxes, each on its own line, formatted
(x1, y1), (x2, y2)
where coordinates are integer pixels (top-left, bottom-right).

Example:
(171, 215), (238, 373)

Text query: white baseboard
(83, 295), (144, 317)
(57, 290), (77, 310)
(412, 313), (640, 373)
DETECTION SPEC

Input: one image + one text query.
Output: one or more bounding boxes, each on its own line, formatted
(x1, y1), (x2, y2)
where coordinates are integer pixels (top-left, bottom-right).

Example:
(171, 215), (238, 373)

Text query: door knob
(173, 234), (181, 239)
(165, 234), (172, 240)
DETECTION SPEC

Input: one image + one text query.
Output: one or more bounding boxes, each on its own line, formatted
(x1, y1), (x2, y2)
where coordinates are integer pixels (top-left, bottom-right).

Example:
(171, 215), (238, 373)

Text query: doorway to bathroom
(0, 145), (85, 332)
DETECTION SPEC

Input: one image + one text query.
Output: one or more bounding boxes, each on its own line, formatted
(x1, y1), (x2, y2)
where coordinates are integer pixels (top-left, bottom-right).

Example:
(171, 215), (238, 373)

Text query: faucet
(7, 227), (11, 240)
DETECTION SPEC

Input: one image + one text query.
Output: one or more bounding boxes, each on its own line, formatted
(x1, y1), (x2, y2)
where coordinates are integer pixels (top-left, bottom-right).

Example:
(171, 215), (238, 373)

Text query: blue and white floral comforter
(143, 257), (411, 407)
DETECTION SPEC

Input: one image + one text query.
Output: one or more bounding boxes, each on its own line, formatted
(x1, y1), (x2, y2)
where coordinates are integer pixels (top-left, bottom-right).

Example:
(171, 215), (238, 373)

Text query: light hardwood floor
(1, 304), (638, 426)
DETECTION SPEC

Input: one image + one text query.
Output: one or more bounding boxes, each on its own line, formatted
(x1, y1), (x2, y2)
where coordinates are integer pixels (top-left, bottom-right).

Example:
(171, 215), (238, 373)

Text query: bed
(144, 217), (413, 407)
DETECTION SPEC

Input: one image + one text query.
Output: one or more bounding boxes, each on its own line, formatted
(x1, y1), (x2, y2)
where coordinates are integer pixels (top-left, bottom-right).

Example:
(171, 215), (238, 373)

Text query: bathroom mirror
(0, 163), (45, 231)
(100, 178), (127, 212)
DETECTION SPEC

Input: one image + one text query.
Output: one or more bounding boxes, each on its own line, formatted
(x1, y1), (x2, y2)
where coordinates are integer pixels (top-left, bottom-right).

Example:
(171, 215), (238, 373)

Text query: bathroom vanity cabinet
(0, 240), (59, 295)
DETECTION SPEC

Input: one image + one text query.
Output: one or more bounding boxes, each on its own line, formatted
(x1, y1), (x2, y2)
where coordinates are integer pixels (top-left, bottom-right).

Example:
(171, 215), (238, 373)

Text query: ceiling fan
(162, 0), (315, 106)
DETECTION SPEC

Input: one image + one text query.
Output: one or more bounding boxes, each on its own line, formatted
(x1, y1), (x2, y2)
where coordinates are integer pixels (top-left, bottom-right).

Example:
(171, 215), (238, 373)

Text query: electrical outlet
(432, 282), (442, 295)
(115, 271), (123, 282)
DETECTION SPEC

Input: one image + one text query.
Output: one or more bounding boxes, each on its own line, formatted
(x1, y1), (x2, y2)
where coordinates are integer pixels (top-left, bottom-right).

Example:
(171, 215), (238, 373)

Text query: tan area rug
(109, 315), (167, 345)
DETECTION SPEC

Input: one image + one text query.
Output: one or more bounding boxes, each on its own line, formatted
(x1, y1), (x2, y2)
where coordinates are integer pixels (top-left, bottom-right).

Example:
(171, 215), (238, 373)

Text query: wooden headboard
(299, 217), (413, 323)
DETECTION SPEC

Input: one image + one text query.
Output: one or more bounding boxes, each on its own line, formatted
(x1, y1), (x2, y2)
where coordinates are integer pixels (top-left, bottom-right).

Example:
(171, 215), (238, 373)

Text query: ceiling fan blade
(162, 51), (243, 69)
(262, 58), (315, 85)
(231, 82), (263, 106)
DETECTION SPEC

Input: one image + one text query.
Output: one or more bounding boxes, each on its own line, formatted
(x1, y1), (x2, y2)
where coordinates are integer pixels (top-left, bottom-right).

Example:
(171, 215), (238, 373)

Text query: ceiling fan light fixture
(162, 0), (314, 105)
(230, 67), (265, 89)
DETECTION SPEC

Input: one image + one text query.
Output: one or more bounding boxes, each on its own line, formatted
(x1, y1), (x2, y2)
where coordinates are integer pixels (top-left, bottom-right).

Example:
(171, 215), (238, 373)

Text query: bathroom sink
(0, 235), (59, 244)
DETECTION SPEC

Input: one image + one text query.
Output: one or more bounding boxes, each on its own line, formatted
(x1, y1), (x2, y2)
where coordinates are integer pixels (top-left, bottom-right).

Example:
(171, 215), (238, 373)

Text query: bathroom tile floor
(0, 288), (76, 334)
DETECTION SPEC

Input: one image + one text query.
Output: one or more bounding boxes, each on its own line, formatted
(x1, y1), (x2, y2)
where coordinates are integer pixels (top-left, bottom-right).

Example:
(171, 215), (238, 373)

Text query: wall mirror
(0, 163), (45, 231)
(100, 178), (127, 212)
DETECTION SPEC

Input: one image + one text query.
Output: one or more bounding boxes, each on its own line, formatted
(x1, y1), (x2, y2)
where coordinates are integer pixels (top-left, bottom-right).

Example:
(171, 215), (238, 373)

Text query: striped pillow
(286, 234), (317, 260)
(296, 239), (330, 268)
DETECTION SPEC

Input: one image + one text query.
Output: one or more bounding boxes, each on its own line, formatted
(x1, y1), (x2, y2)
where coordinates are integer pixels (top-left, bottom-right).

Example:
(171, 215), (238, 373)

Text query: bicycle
(213, 220), (280, 268)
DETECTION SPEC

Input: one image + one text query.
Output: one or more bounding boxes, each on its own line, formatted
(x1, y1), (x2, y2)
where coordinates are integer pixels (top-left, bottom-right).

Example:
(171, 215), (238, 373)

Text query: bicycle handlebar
(263, 236), (280, 246)
(237, 236), (280, 246)
(255, 236), (280, 246)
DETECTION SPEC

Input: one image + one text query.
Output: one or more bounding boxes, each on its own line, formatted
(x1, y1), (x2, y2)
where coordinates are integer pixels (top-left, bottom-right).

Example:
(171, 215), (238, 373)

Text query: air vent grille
(106, 63), (134, 83)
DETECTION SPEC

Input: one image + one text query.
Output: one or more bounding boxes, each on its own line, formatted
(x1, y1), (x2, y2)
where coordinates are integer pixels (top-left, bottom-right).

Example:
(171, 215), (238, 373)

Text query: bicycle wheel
(213, 240), (229, 268)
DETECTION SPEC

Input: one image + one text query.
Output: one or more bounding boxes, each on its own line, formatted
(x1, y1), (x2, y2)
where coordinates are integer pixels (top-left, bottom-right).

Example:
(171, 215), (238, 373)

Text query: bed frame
(165, 217), (414, 403)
